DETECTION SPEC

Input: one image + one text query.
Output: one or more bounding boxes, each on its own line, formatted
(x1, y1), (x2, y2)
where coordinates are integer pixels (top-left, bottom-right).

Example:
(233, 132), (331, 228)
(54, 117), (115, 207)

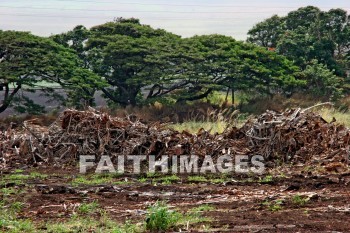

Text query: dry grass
(168, 120), (229, 134)
(317, 107), (350, 127)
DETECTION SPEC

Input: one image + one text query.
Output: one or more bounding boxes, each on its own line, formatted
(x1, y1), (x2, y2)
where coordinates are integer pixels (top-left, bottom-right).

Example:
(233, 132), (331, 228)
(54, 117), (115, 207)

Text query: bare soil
(2, 168), (350, 233)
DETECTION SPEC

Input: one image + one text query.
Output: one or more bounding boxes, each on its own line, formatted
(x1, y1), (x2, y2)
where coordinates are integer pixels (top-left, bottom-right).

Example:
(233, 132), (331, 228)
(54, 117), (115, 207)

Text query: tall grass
(169, 121), (228, 134)
(317, 107), (350, 127)
(168, 108), (247, 134)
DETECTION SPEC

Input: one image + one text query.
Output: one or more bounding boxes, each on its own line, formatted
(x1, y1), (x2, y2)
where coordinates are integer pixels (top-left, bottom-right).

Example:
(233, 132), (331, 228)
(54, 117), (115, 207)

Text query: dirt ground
(1, 107), (350, 232)
(2, 167), (350, 233)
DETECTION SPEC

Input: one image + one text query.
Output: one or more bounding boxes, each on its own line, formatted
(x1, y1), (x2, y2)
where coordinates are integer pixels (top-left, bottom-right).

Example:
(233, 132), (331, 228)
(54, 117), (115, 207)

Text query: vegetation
(169, 120), (229, 134)
(3, 10), (333, 114)
(190, 204), (215, 212)
(0, 30), (105, 113)
(145, 201), (181, 231)
(291, 195), (309, 207)
(71, 173), (124, 186)
(145, 201), (209, 232)
(262, 199), (284, 211)
(77, 201), (99, 215)
(247, 6), (350, 100)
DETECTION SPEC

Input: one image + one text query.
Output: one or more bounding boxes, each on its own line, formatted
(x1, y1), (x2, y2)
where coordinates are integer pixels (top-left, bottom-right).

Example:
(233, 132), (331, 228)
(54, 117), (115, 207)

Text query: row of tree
(0, 7), (349, 114)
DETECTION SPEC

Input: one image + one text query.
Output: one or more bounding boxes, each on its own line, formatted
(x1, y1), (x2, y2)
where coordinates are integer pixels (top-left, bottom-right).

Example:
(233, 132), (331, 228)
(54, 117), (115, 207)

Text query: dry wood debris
(0, 107), (349, 172)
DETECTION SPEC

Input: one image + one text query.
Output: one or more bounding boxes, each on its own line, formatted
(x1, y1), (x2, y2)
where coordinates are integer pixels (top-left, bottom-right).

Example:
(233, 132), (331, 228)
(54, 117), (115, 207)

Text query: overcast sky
(0, 0), (348, 40)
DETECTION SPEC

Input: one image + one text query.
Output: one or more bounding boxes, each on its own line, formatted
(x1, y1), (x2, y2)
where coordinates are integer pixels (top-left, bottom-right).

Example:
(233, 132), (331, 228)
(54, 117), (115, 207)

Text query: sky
(0, 0), (349, 40)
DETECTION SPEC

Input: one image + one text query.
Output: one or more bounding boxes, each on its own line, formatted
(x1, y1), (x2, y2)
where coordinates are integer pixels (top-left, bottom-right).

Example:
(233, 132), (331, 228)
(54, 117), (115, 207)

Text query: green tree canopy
(52, 18), (304, 107)
(247, 6), (350, 77)
(0, 30), (104, 113)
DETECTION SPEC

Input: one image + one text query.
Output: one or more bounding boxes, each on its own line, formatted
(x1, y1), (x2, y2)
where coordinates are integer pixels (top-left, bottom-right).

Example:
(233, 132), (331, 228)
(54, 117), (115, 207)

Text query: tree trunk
(0, 83), (22, 113)
(231, 87), (235, 106)
(225, 87), (230, 103)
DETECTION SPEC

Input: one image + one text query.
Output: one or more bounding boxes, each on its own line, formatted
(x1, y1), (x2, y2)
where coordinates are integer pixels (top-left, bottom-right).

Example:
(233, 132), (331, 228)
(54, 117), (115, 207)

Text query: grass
(0, 190), (141, 233)
(137, 174), (180, 184)
(0, 174), (28, 186)
(156, 175), (180, 184)
(190, 204), (215, 212)
(0, 196), (35, 233)
(146, 201), (181, 231)
(0, 171), (49, 187)
(0, 200), (210, 233)
(317, 107), (350, 127)
(0, 185), (210, 232)
(71, 173), (122, 186)
(187, 175), (227, 184)
(291, 195), (309, 207)
(259, 175), (274, 183)
(262, 199), (283, 211)
(206, 91), (248, 107)
(188, 176), (208, 182)
(146, 201), (210, 232)
(29, 172), (49, 179)
(1, 187), (17, 196)
(0, 217), (35, 233)
(138, 177), (148, 183)
(45, 216), (140, 233)
(0, 197), (140, 233)
(206, 91), (232, 106)
(77, 201), (99, 215)
(10, 202), (25, 212)
(169, 121), (229, 134)
(160, 175), (181, 184)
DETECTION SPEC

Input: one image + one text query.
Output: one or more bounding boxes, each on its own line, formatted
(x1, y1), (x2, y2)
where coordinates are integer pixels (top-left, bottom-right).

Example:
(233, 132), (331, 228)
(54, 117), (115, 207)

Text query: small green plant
(259, 175), (273, 183)
(262, 199), (283, 211)
(77, 201), (99, 214)
(291, 195), (309, 207)
(146, 201), (181, 231)
(138, 177), (148, 183)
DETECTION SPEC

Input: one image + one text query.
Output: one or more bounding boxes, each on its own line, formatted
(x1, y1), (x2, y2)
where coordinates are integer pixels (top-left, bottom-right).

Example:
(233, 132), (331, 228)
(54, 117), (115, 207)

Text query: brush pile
(239, 108), (350, 171)
(0, 108), (247, 167)
(0, 106), (349, 172)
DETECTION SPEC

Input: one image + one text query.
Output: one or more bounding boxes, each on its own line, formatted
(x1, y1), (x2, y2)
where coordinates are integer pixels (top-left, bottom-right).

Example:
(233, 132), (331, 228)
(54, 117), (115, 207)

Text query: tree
(83, 19), (182, 107)
(299, 60), (344, 100)
(178, 35), (302, 104)
(0, 30), (104, 113)
(247, 6), (350, 78)
(247, 15), (284, 48)
(284, 6), (321, 31)
(51, 25), (101, 107)
(54, 19), (304, 107)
